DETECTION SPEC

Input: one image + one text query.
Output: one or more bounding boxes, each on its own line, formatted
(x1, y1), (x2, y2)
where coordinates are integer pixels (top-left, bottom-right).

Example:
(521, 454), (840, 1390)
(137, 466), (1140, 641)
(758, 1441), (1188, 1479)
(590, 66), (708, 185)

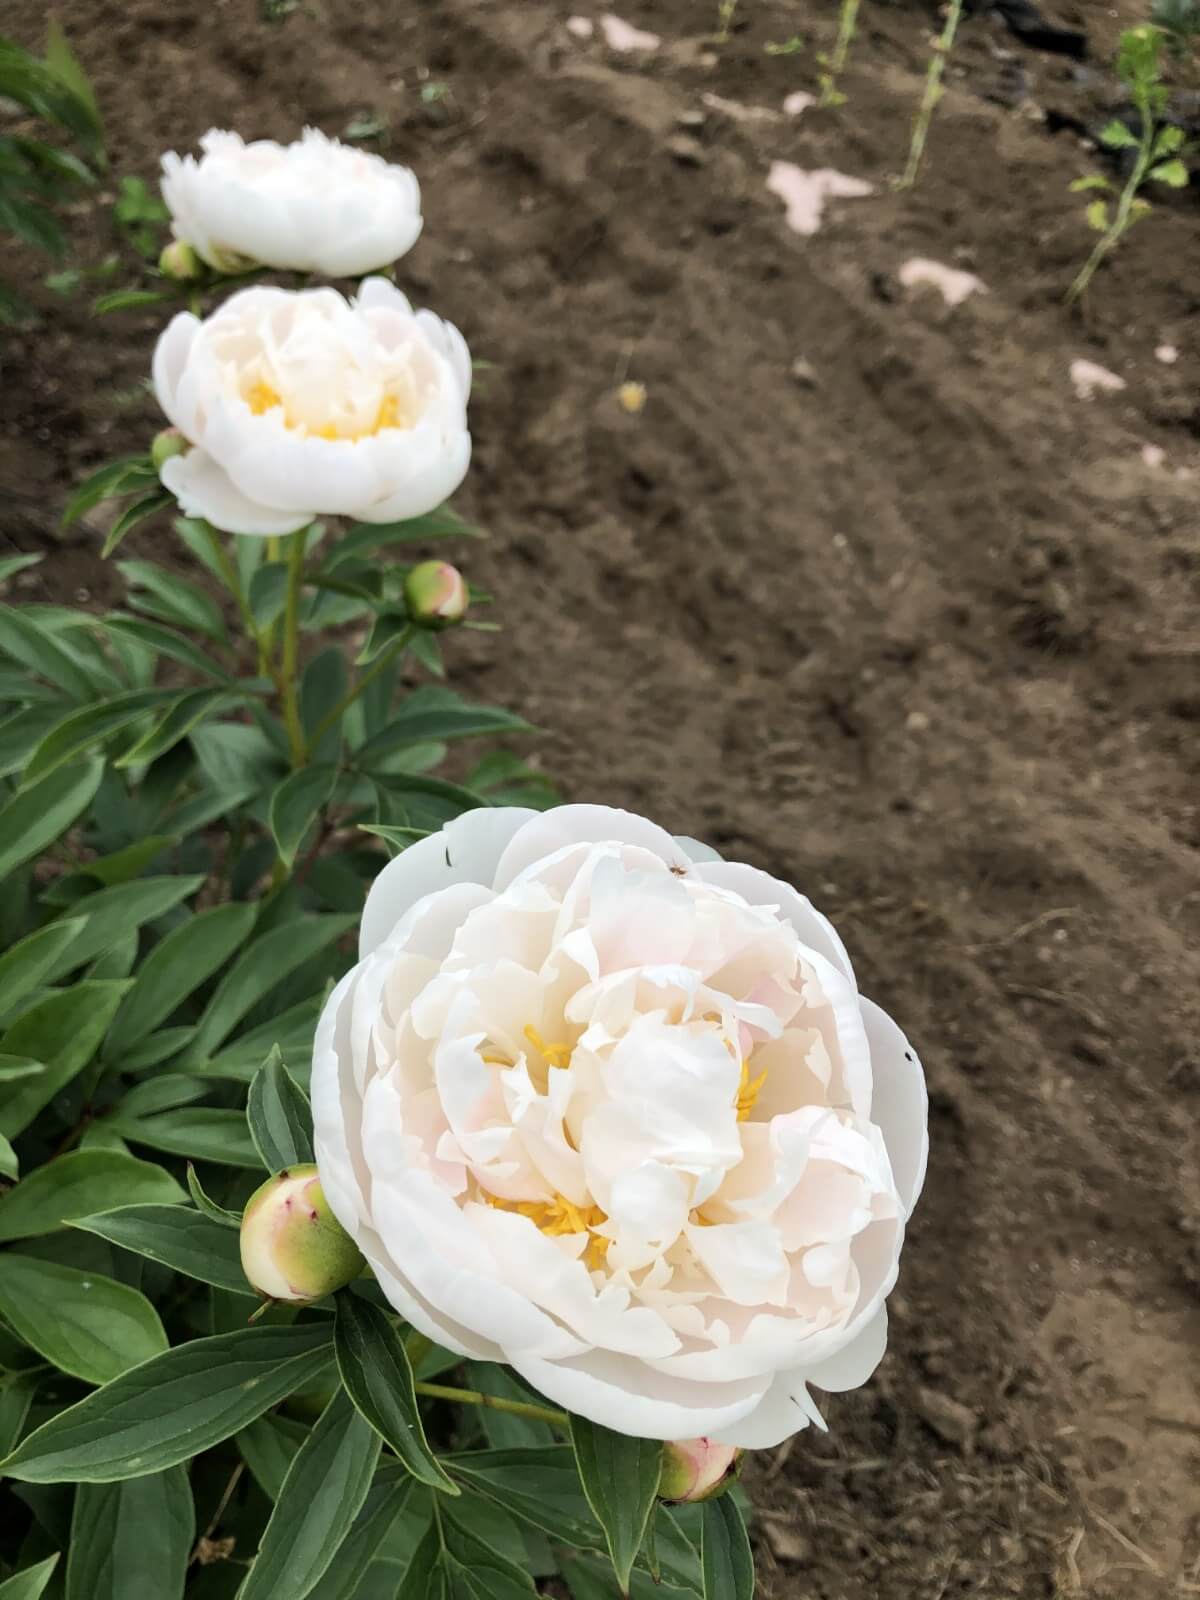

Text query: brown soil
(2, 0), (1199, 1595)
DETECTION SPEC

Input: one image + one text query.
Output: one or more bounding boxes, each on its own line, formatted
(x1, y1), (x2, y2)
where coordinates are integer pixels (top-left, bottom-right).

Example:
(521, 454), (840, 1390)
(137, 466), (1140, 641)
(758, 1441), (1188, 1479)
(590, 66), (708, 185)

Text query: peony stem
(896, 0), (965, 189)
(412, 1380), (568, 1427)
(280, 528), (309, 768)
(304, 624), (414, 759)
(206, 528), (268, 675)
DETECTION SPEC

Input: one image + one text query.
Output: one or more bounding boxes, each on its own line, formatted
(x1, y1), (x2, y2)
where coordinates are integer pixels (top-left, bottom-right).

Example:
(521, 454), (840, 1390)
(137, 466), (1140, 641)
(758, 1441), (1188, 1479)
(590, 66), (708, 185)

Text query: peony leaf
(333, 1291), (458, 1493)
(0, 1149), (185, 1241)
(40, 876), (205, 983)
(304, 1465), (416, 1600)
(0, 917), (88, 1019)
(570, 1421), (664, 1590)
(0, 1556), (60, 1600)
(269, 763), (337, 869)
(699, 1496), (753, 1600)
(0, 981), (131, 1138)
(235, 1387), (381, 1600)
(104, 901), (258, 1056)
(247, 1046), (314, 1170)
(1, 1320), (335, 1483)
(110, 1106), (262, 1167)
(0, 759), (103, 883)
(72, 1202), (249, 1292)
(0, 605), (95, 700)
(186, 1161), (242, 1228)
(0, 1254), (167, 1385)
(65, 1466), (194, 1600)
(447, 1446), (603, 1550)
(20, 688), (172, 783)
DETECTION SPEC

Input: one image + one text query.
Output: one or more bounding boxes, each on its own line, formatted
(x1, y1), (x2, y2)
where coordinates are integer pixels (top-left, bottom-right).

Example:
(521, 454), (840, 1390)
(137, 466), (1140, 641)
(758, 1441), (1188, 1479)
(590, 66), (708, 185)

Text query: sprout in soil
(1066, 25), (1190, 305)
(896, 0), (966, 188)
(819, 0), (862, 106)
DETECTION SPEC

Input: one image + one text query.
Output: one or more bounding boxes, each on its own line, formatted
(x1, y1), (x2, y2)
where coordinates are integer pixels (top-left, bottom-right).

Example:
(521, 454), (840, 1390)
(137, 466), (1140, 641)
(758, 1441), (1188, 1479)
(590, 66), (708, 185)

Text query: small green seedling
(896, 0), (966, 187)
(818, 0), (861, 105)
(716, 0), (739, 44)
(1067, 25), (1189, 303)
(113, 175), (169, 260)
(765, 36), (805, 56)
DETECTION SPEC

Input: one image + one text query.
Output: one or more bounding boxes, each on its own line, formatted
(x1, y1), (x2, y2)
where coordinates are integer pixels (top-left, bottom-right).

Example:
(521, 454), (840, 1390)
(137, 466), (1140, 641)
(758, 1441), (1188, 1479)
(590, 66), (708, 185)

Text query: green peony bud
(404, 560), (469, 630)
(658, 1437), (743, 1504)
(151, 427), (188, 472)
(159, 239), (203, 281)
(239, 1165), (365, 1303)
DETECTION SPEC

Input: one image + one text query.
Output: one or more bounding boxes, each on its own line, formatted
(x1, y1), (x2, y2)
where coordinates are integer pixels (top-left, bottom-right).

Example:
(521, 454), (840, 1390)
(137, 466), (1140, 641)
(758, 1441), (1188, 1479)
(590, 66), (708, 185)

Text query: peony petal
(492, 805), (688, 891)
(359, 809), (538, 958)
(803, 1304), (888, 1393)
(159, 448), (312, 537)
(151, 312), (200, 429)
(859, 996), (928, 1211)
(708, 1368), (827, 1449)
(693, 860), (857, 985)
(674, 834), (724, 865)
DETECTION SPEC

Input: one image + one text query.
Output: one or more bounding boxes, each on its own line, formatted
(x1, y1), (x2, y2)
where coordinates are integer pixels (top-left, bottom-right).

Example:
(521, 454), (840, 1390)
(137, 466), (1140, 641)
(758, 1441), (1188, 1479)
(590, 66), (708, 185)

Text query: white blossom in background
(152, 279), (471, 535)
(160, 128), (423, 276)
(312, 805), (928, 1446)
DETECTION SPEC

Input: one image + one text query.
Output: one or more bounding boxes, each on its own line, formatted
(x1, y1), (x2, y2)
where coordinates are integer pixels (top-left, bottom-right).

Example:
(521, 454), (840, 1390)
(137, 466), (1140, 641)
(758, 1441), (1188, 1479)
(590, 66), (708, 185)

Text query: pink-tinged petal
(859, 996), (928, 1211)
(358, 809), (538, 958)
(311, 968), (370, 1240)
(692, 860), (856, 985)
(159, 449), (311, 537)
(708, 1369), (827, 1449)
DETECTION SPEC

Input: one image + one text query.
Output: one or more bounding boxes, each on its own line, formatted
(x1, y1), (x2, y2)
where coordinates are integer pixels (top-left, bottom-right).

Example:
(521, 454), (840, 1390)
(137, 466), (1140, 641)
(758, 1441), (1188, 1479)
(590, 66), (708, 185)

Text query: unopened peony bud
(151, 428), (188, 472)
(239, 1165), (364, 1303)
(404, 561), (468, 630)
(159, 239), (203, 281)
(658, 1437), (742, 1503)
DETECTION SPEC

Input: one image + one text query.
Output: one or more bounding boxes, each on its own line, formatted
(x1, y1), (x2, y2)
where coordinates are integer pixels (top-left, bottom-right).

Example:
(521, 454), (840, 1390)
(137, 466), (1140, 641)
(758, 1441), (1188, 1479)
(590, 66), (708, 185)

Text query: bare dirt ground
(1, 0), (1199, 1594)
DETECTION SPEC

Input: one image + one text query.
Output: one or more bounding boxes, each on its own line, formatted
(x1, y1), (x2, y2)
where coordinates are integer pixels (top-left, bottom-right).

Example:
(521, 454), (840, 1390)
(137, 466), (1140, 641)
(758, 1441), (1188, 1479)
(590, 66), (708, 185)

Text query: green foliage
(0, 26), (102, 323)
(699, 1497), (754, 1600)
(1067, 25), (1191, 301)
(0, 385), (717, 1595)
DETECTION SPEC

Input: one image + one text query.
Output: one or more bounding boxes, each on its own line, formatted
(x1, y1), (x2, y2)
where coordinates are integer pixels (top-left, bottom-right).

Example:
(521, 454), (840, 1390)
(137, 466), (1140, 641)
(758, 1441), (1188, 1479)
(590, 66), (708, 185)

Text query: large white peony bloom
(152, 279), (471, 536)
(312, 806), (928, 1446)
(160, 128), (423, 277)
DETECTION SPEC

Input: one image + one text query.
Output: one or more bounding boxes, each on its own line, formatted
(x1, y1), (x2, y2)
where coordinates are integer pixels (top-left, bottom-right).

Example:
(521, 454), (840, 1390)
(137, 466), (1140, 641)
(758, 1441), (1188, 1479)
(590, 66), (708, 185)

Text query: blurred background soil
(1, 0), (1198, 1594)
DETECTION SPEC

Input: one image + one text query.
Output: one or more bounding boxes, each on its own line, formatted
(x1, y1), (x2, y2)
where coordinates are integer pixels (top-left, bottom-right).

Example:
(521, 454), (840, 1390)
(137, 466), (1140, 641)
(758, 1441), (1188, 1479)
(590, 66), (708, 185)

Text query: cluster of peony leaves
(0, 126), (926, 1600)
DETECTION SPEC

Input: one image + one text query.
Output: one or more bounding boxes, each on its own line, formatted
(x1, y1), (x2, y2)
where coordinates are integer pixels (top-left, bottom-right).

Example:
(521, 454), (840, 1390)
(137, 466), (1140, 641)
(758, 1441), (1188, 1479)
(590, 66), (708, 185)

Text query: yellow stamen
(482, 1189), (610, 1269)
(523, 1023), (573, 1070)
(735, 1057), (769, 1121)
(241, 382), (409, 439)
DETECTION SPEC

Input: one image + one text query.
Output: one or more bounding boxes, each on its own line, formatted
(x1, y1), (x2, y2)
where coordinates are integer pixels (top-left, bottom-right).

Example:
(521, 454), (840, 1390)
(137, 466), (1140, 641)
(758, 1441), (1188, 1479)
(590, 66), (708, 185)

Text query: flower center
(735, 1057), (769, 1121)
(482, 1189), (611, 1269)
(241, 377), (411, 439)
(522, 1023), (573, 1070)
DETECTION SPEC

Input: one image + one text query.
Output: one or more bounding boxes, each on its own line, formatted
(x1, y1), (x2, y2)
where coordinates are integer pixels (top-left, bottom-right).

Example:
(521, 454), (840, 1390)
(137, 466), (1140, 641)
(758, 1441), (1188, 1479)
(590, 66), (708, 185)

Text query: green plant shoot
(819, 0), (862, 106)
(896, 0), (966, 188)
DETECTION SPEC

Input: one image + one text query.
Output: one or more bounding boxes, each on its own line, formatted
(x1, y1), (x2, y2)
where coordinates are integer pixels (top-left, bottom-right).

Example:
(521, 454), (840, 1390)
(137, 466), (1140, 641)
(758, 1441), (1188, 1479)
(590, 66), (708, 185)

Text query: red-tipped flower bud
(404, 560), (468, 630)
(239, 1165), (364, 1303)
(658, 1437), (743, 1503)
(159, 240), (203, 281)
(151, 427), (188, 472)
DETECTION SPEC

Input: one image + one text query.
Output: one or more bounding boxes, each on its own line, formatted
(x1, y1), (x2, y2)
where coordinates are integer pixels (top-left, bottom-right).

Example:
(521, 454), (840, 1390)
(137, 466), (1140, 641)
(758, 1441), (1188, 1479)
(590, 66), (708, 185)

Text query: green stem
(716, 0), (737, 43)
(206, 528), (268, 674)
(896, 0), (965, 188)
(821, 0), (861, 104)
(1066, 98), (1155, 304)
(412, 1381), (568, 1428)
(304, 624), (414, 759)
(280, 528), (308, 768)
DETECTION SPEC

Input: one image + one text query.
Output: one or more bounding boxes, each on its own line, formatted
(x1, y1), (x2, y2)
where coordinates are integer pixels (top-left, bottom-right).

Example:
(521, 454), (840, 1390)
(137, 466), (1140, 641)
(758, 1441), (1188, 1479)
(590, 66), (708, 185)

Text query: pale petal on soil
(1069, 359), (1126, 401)
(600, 13), (660, 50)
(898, 257), (986, 308)
(783, 91), (816, 116)
(766, 162), (873, 237)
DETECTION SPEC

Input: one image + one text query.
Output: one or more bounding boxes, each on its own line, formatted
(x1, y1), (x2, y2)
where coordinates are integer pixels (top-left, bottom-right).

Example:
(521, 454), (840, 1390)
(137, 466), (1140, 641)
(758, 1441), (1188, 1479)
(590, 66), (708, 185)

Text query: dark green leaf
(448, 1448), (601, 1550)
(187, 1162), (242, 1227)
(100, 491), (173, 557)
(359, 689), (531, 761)
(0, 554), (42, 584)
(184, 916), (354, 1059)
(0, 1150), (185, 1242)
(0, 759), (103, 882)
(66, 1465), (194, 1600)
(92, 288), (170, 317)
(571, 1420), (663, 1591)
(334, 1292), (457, 1493)
(117, 687), (243, 769)
(105, 901), (258, 1057)
(306, 1467), (414, 1600)
(0, 1254), (167, 1384)
(61, 457), (155, 530)
(193, 995), (324, 1083)
(0, 981), (130, 1138)
(0, 605), (94, 699)
(22, 689), (171, 783)
(331, 508), (483, 567)
(0, 918), (87, 1018)
(103, 615), (229, 681)
(396, 1519), (445, 1599)
(117, 560), (226, 642)
(110, 1107), (261, 1167)
(700, 1496), (753, 1600)
(2, 1320), (335, 1483)
(0, 1370), (38, 1455)
(269, 764), (337, 868)
(0, 1556), (60, 1600)
(236, 1412), (307, 1499)
(72, 1203), (248, 1292)
(247, 1048), (314, 1170)
(237, 1388), (382, 1600)
(42, 876), (204, 982)
(112, 1074), (205, 1118)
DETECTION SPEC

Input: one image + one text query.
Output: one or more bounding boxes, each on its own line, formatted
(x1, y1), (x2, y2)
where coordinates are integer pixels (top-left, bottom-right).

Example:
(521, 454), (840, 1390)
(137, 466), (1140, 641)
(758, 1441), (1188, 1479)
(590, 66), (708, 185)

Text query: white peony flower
(312, 805), (928, 1447)
(152, 279), (471, 536)
(160, 128), (423, 277)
